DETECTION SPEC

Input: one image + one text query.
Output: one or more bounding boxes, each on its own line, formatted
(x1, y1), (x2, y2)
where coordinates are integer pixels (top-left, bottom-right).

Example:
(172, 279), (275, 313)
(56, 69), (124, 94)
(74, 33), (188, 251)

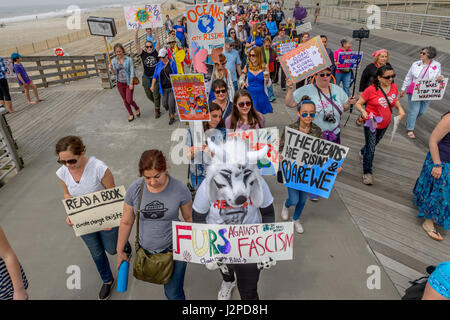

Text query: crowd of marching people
(1, 0), (449, 302)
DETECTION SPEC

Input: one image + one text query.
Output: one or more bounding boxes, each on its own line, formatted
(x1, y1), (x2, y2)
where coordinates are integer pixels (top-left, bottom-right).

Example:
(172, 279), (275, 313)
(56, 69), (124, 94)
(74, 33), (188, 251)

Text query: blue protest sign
(337, 51), (363, 69)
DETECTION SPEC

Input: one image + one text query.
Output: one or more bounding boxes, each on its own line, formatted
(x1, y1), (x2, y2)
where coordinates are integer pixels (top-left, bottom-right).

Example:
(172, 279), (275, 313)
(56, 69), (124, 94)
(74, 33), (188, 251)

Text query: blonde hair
(374, 51), (390, 64)
(251, 23), (264, 37)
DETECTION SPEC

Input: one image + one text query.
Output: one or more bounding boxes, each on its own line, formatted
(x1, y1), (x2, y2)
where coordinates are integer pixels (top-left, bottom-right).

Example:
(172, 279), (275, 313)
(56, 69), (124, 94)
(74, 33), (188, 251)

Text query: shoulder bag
(132, 180), (174, 285)
(406, 61), (431, 95)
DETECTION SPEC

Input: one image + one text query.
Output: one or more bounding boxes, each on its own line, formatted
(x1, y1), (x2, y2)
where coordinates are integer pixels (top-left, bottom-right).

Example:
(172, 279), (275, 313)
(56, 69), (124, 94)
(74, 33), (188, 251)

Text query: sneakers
(218, 280), (236, 300)
(281, 204), (289, 221)
(294, 220), (304, 234)
(362, 173), (373, 185)
(99, 277), (114, 300)
(309, 194), (319, 201)
(155, 109), (161, 119)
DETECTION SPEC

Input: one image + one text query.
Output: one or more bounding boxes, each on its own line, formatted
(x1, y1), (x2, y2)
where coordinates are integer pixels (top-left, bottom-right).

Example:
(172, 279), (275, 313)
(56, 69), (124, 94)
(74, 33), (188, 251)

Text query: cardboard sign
(279, 41), (297, 56)
(172, 221), (294, 264)
(227, 127), (280, 176)
(295, 22), (312, 34)
(337, 51), (363, 69)
(411, 78), (448, 101)
(280, 36), (332, 83)
(186, 3), (225, 54)
(281, 127), (349, 198)
(171, 74), (210, 122)
(54, 47), (65, 57)
(261, 3), (268, 14)
(87, 16), (117, 37)
(2, 57), (15, 79)
(62, 186), (126, 237)
(124, 4), (163, 29)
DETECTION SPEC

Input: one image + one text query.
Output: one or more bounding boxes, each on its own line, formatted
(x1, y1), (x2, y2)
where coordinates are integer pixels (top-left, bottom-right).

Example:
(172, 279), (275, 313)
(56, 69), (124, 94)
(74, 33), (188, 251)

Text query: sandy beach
(0, 1), (187, 56)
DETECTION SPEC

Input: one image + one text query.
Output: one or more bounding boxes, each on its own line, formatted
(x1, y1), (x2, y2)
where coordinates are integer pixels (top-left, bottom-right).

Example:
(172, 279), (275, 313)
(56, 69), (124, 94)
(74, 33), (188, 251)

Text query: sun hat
(158, 48), (168, 58)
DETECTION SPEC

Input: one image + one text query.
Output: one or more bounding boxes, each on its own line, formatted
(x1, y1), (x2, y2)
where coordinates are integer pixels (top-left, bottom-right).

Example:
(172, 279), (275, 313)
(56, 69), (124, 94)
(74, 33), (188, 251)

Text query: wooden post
(35, 60), (47, 88)
(55, 59), (63, 80)
(104, 36), (112, 66)
(70, 58), (76, 79)
(83, 59), (88, 76)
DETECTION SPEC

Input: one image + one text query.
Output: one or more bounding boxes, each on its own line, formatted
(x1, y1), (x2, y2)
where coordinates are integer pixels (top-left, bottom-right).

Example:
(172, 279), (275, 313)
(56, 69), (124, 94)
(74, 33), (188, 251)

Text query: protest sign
(281, 127), (349, 198)
(280, 36), (332, 83)
(124, 4), (163, 29)
(2, 57), (15, 79)
(227, 127), (280, 176)
(171, 74), (210, 122)
(273, 40), (297, 56)
(295, 22), (312, 34)
(337, 51), (363, 69)
(61, 186), (126, 237)
(261, 3), (268, 14)
(87, 16), (117, 37)
(411, 78), (448, 101)
(172, 221), (294, 264)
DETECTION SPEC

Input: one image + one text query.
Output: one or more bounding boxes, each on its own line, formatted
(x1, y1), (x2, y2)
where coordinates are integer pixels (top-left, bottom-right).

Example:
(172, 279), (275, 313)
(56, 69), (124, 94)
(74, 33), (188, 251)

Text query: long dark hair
(372, 65), (395, 91)
(229, 89), (262, 130)
(228, 29), (240, 49)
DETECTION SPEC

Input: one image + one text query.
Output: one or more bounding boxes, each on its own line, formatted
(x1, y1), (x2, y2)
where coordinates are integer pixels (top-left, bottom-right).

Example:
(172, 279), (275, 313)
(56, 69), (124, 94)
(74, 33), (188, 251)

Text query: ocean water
(0, 0), (165, 23)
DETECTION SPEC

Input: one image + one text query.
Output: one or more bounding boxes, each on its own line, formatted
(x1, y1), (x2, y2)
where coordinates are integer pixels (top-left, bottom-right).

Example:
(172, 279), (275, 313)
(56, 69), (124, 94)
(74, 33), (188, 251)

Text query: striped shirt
(0, 57), (7, 80)
(0, 258), (28, 300)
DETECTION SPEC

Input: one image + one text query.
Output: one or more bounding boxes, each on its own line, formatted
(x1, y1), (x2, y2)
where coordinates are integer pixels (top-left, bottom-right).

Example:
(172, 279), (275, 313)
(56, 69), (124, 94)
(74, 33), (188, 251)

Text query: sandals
(422, 223), (443, 241)
(128, 115), (134, 122)
(407, 131), (416, 139)
(135, 109), (141, 117)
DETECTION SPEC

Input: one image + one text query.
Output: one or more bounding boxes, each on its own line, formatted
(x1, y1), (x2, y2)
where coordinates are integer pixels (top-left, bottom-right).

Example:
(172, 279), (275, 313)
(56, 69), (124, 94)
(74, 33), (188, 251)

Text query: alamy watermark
(66, 5), (81, 30)
(66, 265), (81, 290)
(367, 5), (381, 30)
(366, 265), (381, 290)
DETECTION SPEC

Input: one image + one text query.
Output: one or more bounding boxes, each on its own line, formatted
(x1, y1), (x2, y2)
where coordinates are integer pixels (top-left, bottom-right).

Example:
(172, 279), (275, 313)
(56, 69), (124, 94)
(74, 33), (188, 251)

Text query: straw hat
(167, 35), (177, 44)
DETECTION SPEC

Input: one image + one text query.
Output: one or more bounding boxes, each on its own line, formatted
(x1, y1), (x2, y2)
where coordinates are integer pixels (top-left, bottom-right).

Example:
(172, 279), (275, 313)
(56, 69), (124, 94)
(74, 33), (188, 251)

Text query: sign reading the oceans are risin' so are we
(171, 74), (210, 122)
(280, 36), (332, 83)
(124, 4), (163, 29)
(227, 127), (280, 176)
(172, 221), (293, 264)
(62, 186), (126, 237)
(281, 127), (349, 199)
(186, 3), (225, 53)
(411, 78), (448, 101)
(337, 51), (363, 69)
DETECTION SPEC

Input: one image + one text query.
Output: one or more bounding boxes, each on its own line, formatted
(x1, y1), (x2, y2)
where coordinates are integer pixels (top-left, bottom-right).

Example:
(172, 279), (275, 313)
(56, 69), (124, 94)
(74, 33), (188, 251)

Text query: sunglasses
(381, 74), (396, 79)
(318, 73), (332, 77)
(249, 54), (256, 57)
(238, 101), (252, 107)
(215, 89), (227, 94)
(145, 46), (153, 49)
(420, 52), (427, 55)
(301, 112), (316, 118)
(57, 158), (78, 165)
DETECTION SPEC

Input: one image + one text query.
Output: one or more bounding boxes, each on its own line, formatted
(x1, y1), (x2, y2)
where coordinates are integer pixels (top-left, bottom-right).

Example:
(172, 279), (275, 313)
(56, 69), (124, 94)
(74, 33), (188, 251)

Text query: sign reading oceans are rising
(281, 127), (349, 198)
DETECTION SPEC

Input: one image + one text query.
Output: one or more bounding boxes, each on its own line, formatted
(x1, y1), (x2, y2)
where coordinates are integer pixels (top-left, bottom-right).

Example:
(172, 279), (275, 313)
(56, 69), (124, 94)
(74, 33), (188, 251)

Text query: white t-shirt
(193, 177), (274, 225)
(56, 156), (108, 197)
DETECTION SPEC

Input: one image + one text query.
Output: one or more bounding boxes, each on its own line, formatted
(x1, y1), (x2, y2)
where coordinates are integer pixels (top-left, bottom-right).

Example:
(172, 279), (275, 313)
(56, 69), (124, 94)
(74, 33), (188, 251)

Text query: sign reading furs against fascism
(62, 186), (126, 237)
(281, 127), (349, 198)
(172, 221), (294, 264)
(186, 3), (225, 53)
(227, 127), (280, 176)
(411, 78), (448, 101)
(295, 22), (312, 35)
(337, 52), (363, 69)
(280, 36), (332, 83)
(124, 4), (162, 29)
(171, 74), (210, 122)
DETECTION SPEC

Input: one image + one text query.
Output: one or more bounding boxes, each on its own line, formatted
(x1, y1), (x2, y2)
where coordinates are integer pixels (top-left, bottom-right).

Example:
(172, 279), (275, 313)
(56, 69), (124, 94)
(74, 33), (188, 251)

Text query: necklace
(248, 63), (262, 72)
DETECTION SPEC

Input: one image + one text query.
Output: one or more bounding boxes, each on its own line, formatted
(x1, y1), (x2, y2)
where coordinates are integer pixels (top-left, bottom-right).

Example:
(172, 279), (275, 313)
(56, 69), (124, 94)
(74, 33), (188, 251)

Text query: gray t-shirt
(125, 176), (191, 251)
(117, 63), (127, 83)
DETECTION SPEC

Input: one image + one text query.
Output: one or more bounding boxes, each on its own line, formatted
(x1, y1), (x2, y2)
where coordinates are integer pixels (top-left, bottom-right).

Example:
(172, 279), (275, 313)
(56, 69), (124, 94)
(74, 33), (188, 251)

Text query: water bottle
(117, 260), (129, 292)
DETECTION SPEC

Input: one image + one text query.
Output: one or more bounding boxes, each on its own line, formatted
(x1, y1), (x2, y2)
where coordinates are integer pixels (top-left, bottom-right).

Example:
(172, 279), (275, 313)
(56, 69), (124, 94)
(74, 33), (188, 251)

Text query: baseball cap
(11, 52), (22, 59)
(231, 17), (236, 21)
(238, 21), (244, 26)
(158, 48), (168, 58)
(225, 37), (234, 44)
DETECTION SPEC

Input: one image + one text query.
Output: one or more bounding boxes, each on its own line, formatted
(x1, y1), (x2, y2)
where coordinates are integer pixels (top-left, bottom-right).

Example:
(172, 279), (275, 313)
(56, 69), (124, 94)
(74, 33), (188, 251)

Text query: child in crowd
(11, 52), (42, 105)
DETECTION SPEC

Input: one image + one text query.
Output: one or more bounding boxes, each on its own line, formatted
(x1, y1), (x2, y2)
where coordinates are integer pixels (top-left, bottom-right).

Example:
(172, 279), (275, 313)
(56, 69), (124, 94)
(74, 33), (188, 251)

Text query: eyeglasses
(238, 101), (252, 107)
(215, 89), (227, 94)
(301, 112), (316, 118)
(381, 74), (396, 79)
(318, 73), (332, 77)
(57, 158), (78, 165)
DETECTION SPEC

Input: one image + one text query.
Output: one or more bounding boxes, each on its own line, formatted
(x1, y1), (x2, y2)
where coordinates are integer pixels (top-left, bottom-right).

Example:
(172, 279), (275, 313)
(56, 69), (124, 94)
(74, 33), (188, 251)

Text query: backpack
(401, 265), (436, 300)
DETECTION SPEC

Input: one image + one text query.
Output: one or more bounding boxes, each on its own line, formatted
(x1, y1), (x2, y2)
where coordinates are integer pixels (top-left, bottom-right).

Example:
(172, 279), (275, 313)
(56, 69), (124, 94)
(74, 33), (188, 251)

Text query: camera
(323, 113), (336, 123)
(352, 28), (370, 39)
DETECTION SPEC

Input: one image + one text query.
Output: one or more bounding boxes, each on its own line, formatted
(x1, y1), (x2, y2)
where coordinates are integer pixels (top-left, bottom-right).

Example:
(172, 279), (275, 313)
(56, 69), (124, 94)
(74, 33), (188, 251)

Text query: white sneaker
(281, 205), (289, 221)
(294, 220), (304, 234)
(217, 280), (236, 300)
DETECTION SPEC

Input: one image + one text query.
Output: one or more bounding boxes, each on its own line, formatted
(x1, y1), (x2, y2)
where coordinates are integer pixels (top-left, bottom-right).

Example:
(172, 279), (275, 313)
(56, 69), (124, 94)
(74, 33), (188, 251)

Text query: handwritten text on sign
(295, 22), (312, 34)
(411, 78), (448, 101)
(173, 221), (294, 264)
(62, 186), (126, 237)
(281, 127), (349, 198)
(227, 127), (280, 176)
(124, 4), (162, 29)
(2, 58), (14, 79)
(187, 3), (225, 52)
(337, 51), (363, 69)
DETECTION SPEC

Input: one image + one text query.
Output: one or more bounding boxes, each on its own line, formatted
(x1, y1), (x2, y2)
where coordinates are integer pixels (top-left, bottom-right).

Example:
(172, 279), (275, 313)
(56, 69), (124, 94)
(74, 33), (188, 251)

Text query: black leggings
(0, 78), (11, 101)
(220, 263), (261, 300)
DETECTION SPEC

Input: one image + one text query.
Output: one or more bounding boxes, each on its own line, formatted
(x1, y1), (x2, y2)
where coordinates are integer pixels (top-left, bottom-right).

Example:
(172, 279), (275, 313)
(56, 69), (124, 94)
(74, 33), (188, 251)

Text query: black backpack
(402, 266), (436, 300)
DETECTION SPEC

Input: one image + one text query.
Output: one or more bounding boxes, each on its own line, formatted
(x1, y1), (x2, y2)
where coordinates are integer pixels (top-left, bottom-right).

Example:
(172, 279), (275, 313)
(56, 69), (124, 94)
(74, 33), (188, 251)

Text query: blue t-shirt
(146, 35), (157, 52)
(173, 25), (186, 41)
(247, 35), (263, 47)
(222, 49), (241, 82)
(293, 84), (348, 134)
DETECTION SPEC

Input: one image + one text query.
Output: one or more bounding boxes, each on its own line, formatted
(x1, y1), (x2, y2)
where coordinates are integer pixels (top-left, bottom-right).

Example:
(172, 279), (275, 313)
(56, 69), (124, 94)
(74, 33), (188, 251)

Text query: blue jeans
(285, 187), (308, 221)
(406, 95), (430, 131)
(80, 227), (118, 283)
(164, 260), (187, 300)
(360, 126), (387, 174)
(233, 80), (238, 92)
(190, 173), (205, 190)
(335, 72), (352, 96)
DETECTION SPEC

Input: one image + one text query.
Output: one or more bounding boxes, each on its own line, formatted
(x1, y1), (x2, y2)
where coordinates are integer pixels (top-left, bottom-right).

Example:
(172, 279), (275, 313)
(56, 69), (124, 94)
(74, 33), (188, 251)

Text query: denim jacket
(152, 59), (177, 95)
(111, 55), (135, 86)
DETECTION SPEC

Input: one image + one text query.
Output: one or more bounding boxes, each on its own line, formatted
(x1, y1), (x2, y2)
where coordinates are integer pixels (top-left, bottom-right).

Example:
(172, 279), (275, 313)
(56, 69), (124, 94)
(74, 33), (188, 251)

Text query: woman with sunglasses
(225, 89), (265, 131)
(279, 96), (322, 233)
(401, 46), (443, 139)
(246, 23), (264, 48)
(212, 79), (233, 120)
(355, 65), (406, 185)
(228, 28), (244, 68)
(117, 150), (192, 300)
(55, 136), (131, 300)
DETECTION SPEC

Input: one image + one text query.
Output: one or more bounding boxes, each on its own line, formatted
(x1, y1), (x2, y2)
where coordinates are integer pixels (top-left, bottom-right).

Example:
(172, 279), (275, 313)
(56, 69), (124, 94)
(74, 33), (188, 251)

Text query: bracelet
(433, 163), (443, 167)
